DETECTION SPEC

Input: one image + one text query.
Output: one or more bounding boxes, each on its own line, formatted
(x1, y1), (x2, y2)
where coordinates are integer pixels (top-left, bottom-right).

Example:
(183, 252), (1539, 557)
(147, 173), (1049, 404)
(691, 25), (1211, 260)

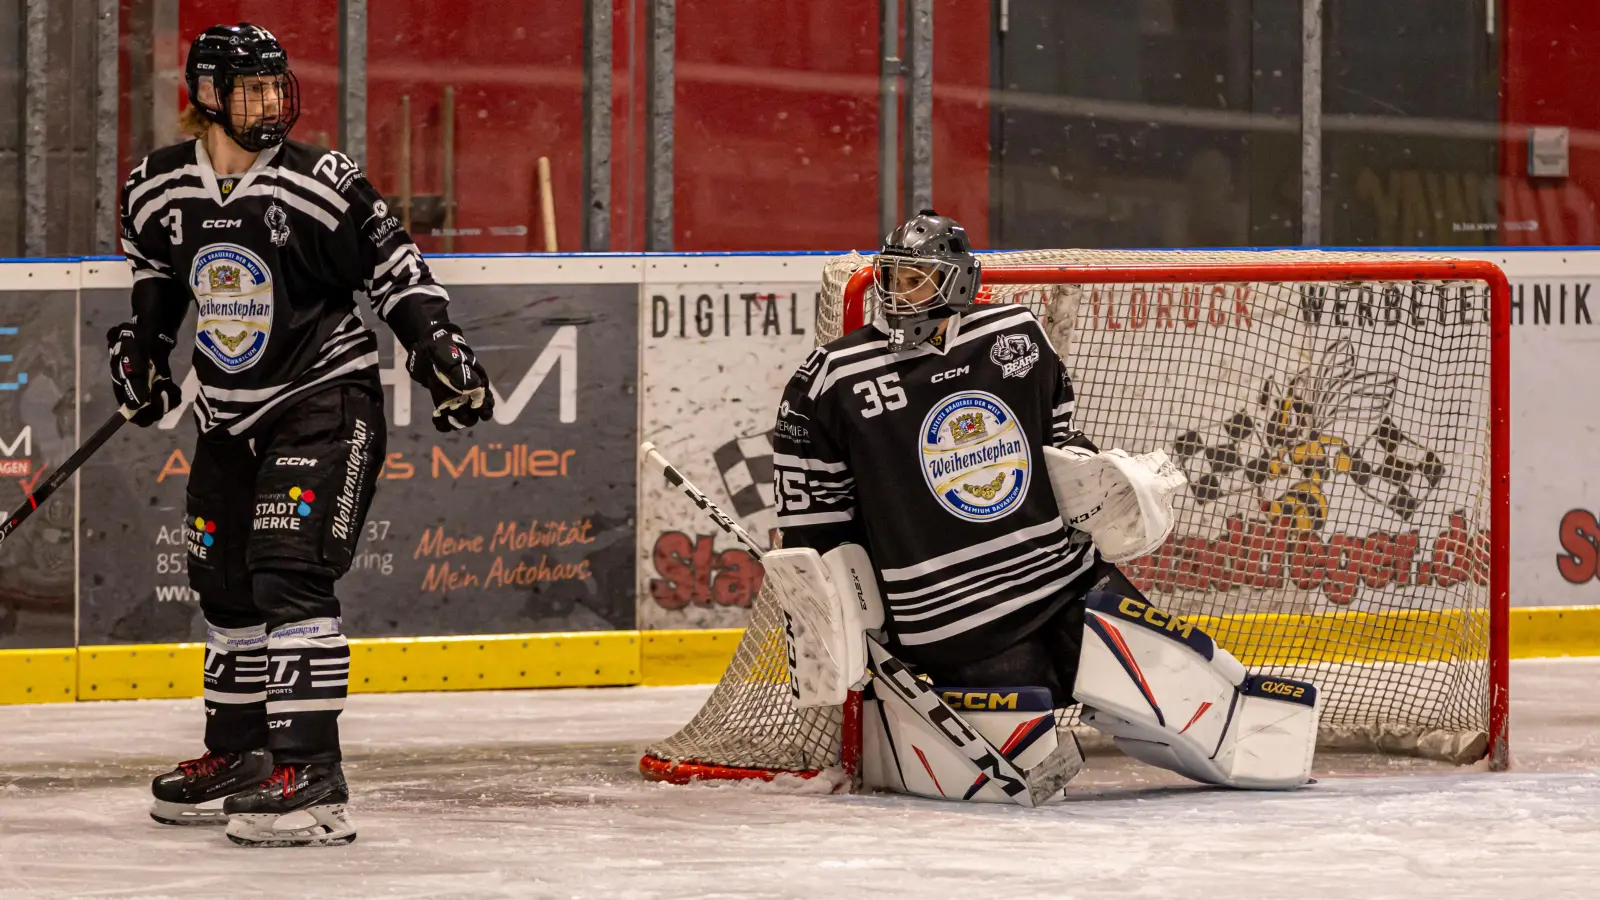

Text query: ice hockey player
(763, 211), (1320, 804)
(114, 23), (493, 845)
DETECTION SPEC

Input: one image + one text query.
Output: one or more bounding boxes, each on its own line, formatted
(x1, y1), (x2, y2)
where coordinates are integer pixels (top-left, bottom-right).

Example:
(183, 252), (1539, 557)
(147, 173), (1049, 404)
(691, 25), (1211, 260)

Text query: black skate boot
(150, 749), (273, 826)
(223, 762), (356, 847)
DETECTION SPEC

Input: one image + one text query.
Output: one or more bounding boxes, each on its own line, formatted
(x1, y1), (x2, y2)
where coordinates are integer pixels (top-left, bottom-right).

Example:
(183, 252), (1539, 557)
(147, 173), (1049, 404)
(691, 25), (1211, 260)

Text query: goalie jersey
(774, 304), (1101, 668)
(119, 139), (450, 437)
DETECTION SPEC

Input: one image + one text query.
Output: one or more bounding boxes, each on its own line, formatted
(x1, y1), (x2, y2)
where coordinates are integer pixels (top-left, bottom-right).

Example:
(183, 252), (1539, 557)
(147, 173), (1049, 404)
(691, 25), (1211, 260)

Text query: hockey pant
(186, 385), (385, 765)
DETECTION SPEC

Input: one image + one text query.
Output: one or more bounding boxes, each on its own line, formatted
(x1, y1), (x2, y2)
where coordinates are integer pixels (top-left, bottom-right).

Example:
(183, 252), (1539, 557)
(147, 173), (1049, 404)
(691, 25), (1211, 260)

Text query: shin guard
(265, 617), (349, 765)
(203, 622), (269, 754)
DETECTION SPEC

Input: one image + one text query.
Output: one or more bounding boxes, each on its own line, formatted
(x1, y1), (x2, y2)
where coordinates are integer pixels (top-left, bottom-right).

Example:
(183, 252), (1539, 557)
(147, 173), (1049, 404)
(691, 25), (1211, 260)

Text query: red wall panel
(1500, 2), (1600, 245)
(136, 2), (994, 253)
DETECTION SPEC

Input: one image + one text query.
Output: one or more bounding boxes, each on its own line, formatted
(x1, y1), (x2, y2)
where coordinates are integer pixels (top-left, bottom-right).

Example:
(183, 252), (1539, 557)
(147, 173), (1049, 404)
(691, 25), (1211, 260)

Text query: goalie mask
(874, 210), (981, 351)
(185, 23), (301, 153)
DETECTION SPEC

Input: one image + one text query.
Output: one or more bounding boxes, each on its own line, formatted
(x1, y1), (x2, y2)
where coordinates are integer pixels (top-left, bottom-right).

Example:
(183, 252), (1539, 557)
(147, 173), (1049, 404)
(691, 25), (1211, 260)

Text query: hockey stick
(640, 441), (764, 560)
(644, 439), (1081, 804)
(0, 410), (128, 546)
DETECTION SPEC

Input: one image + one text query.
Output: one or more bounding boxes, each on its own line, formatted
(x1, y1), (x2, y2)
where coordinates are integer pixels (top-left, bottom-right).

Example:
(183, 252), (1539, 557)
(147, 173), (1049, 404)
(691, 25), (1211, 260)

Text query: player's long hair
(179, 102), (211, 139)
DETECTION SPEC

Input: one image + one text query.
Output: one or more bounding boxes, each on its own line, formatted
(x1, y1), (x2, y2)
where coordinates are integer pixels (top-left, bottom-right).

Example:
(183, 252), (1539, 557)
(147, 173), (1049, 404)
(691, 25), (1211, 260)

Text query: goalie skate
(223, 763), (357, 847)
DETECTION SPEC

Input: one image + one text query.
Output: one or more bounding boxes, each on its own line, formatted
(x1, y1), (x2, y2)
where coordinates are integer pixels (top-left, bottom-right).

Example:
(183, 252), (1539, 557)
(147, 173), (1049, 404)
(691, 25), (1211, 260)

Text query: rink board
(0, 608), (1592, 705)
(1, 249), (1600, 703)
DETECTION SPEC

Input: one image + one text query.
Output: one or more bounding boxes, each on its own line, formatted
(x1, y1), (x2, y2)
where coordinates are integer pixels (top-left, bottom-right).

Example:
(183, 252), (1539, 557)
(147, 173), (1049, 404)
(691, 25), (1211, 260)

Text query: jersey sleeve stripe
(372, 243), (421, 280)
(377, 283), (449, 318)
(270, 169), (351, 214)
(125, 164), (201, 211)
(1052, 401), (1075, 417)
(947, 309), (1038, 350)
(132, 268), (170, 283)
(132, 185), (210, 233)
(775, 509), (855, 528)
(771, 453), (849, 473)
(879, 517), (1065, 581)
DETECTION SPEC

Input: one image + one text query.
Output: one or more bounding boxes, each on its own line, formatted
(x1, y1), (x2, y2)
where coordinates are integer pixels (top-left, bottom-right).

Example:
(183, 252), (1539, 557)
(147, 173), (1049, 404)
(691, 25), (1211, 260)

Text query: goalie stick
(0, 410), (128, 546)
(641, 440), (1081, 804)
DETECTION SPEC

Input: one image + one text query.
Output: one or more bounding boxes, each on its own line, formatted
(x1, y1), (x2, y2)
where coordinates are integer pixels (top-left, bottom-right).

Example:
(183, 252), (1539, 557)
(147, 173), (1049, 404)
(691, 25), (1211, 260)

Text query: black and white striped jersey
(119, 138), (451, 436)
(773, 304), (1101, 668)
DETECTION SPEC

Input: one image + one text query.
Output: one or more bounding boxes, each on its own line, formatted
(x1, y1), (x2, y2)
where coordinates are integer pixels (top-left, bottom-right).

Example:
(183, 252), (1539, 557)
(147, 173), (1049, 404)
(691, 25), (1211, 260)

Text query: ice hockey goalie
(761, 211), (1321, 805)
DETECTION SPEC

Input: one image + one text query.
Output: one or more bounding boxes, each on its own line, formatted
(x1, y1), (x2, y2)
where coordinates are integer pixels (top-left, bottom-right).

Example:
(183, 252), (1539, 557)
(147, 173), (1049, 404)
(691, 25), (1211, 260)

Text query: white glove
(1043, 446), (1188, 562)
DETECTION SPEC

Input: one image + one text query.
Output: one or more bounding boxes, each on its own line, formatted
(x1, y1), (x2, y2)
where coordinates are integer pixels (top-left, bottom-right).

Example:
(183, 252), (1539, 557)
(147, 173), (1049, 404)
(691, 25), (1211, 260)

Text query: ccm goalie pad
(760, 543), (885, 707)
(1043, 445), (1187, 563)
(1075, 591), (1319, 789)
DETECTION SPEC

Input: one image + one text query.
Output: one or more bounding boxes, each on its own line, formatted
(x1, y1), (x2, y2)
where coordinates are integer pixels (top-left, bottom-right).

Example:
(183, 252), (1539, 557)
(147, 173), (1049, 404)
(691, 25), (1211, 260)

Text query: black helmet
(185, 23), (300, 152)
(874, 210), (981, 350)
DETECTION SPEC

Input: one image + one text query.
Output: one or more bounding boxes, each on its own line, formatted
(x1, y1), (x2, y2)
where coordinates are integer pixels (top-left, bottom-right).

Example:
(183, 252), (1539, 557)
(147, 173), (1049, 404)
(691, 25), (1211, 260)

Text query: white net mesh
(643, 249), (1499, 777)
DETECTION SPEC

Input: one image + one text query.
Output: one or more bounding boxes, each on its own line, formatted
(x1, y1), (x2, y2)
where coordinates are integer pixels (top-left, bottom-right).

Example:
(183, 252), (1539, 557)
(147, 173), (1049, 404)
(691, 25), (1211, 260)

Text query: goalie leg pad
(863, 685), (1065, 803)
(762, 543), (885, 708)
(1073, 590), (1319, 789)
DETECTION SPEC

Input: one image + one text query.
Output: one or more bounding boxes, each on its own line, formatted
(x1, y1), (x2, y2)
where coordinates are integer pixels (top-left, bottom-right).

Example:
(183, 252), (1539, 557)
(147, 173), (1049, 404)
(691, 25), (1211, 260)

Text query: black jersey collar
(194, 139), (281, 207)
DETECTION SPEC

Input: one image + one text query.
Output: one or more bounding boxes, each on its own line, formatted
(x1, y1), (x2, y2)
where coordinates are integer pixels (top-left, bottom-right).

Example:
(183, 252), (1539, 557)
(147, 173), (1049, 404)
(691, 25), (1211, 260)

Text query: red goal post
(642, 251), (1511, 783)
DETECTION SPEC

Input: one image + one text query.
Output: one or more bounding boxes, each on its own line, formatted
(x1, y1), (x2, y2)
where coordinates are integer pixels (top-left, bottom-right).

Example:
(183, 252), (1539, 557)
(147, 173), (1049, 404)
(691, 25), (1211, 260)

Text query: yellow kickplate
(348, 632), (640, 694)
(77, 643), (204, 701)
(641, 629), (742, 686)
(0, 647), (77, 705)
(1509, 606), (1600, 659)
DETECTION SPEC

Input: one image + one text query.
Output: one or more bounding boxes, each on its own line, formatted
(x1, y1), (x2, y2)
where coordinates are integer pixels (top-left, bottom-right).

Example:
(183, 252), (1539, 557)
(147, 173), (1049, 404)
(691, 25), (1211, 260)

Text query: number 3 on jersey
(853, 373), (907, 419)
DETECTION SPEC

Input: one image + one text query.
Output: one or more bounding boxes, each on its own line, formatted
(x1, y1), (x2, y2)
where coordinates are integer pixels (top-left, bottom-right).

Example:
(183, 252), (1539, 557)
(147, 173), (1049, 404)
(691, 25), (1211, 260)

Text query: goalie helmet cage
(640, 249), (1511, 785)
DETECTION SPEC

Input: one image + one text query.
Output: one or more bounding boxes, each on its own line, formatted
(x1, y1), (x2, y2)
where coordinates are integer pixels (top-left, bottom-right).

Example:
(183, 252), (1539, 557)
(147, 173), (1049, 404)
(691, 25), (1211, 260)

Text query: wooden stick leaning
(538, 156), (558, 252)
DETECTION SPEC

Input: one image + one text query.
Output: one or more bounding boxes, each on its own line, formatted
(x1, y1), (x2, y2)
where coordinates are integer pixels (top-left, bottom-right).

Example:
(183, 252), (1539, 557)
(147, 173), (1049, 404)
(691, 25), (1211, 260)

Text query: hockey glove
(107, 323), (182, 428)
(406, 323), (495, 432)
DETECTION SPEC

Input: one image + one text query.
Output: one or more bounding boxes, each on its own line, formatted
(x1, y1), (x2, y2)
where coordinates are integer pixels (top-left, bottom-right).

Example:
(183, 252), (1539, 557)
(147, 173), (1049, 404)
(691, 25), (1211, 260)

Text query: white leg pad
(863, 687), (1063, 803)
(1074, 593), (1319, 790)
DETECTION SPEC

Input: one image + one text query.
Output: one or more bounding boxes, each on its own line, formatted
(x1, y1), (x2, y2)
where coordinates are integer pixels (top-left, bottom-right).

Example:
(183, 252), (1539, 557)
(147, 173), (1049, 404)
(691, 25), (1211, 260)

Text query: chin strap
(884, 308), (956, 352)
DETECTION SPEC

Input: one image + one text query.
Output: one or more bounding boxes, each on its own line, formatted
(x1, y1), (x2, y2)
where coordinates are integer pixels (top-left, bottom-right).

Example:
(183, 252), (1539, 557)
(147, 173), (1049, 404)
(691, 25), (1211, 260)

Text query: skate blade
(225, 805), (357, 847)
(150, 798), (230, 827)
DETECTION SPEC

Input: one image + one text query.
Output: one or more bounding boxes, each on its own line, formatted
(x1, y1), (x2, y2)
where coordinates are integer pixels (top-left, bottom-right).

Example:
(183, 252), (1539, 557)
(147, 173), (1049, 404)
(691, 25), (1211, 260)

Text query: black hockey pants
(185, 385), (385, 764)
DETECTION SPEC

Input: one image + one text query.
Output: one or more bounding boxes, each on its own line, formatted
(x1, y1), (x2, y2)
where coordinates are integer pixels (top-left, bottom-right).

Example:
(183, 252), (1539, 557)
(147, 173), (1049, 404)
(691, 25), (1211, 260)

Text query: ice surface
(2, 659), (1598, 899)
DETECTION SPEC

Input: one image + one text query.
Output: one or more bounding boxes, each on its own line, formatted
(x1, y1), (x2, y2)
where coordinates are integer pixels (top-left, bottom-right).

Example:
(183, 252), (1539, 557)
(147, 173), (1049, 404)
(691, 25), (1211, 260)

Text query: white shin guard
(1074, 592), (1319, 790)
(862, 686), (1071, 803)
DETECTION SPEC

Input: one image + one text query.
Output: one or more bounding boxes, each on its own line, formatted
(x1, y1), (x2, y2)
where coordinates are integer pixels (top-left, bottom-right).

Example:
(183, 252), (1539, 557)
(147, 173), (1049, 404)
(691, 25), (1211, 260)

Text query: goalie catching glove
(406, 323), (495, 432)
(107, 323), (182, 427)
(1044, 445), (1187, 562)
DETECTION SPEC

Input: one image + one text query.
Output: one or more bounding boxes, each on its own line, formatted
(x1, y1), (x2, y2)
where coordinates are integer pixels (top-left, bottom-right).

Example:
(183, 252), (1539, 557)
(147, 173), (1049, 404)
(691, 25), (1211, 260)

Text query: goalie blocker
(764, 543), (1318, 801)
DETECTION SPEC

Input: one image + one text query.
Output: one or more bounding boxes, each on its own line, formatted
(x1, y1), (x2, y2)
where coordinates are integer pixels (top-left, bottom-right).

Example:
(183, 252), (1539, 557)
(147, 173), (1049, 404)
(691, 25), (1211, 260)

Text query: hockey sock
(265, 617), (349, 765)
(203, 621), (270, 753)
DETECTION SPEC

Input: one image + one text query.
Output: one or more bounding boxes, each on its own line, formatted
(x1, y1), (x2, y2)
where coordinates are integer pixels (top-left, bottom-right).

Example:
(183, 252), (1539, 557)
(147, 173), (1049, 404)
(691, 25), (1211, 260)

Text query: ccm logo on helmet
(274, 457), (318, 467)
(931, 365), (970, 383)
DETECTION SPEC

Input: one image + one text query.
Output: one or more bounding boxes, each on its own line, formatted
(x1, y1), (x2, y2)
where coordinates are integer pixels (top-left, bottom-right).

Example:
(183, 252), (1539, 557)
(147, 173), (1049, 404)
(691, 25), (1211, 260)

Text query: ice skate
(149, 749), (272, 826)
(224, 762), (356, 847)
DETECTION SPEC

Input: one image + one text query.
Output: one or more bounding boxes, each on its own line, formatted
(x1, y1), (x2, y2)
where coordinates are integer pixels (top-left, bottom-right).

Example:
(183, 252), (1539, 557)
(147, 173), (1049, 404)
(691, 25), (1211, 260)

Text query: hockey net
(641, 249), (1510, 783)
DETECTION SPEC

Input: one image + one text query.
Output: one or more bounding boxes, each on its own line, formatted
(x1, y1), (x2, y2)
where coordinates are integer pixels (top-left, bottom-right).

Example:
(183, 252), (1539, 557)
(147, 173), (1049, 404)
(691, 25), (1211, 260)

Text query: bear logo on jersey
(921, 391), (1031, 523)
(990, 333), (1040, 379)
(191, 243), (274, 373)
(265, 203), (291, 247)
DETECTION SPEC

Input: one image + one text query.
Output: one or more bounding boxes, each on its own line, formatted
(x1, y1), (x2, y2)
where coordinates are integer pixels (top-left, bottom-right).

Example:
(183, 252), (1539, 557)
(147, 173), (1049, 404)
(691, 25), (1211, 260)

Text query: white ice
(2, 659), (1598, 899)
